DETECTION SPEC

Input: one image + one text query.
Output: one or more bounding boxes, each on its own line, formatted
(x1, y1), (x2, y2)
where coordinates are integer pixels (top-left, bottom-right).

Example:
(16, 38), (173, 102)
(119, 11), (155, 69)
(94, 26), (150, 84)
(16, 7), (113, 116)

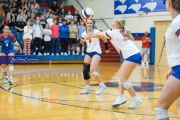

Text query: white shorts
(142, 48), (150, 54)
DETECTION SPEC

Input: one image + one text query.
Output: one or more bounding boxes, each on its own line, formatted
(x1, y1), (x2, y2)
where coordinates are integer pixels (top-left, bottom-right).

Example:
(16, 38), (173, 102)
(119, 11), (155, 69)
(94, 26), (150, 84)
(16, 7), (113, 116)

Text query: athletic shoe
(28, 54), (31, 55)
(82, 53), (85, 56)
(141, 62), (145, 66)
(38, 53), (42, 56)
(128, 97), (142, 109)
(68, 51), (70, 55)
(64, 53), (68, 56)
(61, 52), (63, 56)
(33, 52), (36, 55)
(8, 78), (13, 85)
(146, 62), (149, 66)
(95, 83), (106, 94)
(4, 77), (9, 84)
(51, 53), (54, 56)
(56, 53), (59, 56)
(80, 87), (91, 94)
(112, 96), (127, 107)
(73, 51), (75, 55)
(25, 54), (27, 55)
(44, 53), (46, 56)
(46, 53), (49, 55)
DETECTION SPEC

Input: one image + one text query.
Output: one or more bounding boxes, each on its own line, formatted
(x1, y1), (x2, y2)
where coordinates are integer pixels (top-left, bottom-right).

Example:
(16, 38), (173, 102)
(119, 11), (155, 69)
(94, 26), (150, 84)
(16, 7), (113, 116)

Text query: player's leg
(146, 48), (150, 65)
(141, 48), (146, 65)
(7, 53), (14, 85)
(80, 54), (92, 94)
(23, 39), (27, 55)
(90, 55), (106, 94)
(27, 39), (31, 55)
(0, 53), (8, 83)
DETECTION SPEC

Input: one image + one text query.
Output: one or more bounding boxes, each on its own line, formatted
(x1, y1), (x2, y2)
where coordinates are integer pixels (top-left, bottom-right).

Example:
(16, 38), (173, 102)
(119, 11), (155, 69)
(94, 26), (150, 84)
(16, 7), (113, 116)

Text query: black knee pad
(83, 63), (90, 80)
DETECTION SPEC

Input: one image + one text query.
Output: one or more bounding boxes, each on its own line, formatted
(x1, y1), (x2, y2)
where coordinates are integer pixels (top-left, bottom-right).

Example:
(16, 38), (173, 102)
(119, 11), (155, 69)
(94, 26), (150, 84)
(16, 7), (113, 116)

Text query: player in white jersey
(76, 19), (109, 94)
(85, 18), (142, 109)
(154, 0), (180, 119)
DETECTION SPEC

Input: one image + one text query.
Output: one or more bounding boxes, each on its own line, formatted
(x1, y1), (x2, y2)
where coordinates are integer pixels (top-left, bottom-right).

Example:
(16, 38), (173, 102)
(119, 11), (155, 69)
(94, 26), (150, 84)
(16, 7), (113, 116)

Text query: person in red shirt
(141, 31), (151, 66)
(50, 19), (60, 55)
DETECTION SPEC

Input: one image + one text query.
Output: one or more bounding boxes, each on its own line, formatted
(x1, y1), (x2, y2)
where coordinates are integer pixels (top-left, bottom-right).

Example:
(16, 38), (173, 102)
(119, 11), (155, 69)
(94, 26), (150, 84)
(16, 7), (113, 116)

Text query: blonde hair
(114, 18), (134, 40)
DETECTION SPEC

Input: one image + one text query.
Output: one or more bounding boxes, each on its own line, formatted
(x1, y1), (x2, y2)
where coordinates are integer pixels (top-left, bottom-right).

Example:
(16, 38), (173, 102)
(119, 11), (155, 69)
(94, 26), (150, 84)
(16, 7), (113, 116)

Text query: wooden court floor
(0, 63), (179, 120)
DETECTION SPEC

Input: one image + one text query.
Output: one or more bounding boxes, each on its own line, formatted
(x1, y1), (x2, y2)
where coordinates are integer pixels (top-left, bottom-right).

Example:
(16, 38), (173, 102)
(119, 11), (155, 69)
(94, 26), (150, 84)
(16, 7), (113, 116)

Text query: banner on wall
(114, 0), (166, 15)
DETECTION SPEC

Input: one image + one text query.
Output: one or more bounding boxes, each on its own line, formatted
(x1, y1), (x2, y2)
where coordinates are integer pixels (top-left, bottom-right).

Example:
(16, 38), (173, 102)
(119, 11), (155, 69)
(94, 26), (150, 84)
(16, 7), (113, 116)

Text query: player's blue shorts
(1, 49), (14, 55)
(172, 65), (180, 80)
(125, 52), (142, 64)
(86, 52), (102, 58)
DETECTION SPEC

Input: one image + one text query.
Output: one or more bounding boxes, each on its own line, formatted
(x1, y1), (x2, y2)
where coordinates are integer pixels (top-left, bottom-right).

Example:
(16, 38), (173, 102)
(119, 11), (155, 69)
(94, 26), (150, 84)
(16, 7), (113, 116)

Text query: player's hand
(105, 49), (110, 53)
(85, 35), (90, 40)
(165, 68), (173, 81)
(76, 47), (80, 53)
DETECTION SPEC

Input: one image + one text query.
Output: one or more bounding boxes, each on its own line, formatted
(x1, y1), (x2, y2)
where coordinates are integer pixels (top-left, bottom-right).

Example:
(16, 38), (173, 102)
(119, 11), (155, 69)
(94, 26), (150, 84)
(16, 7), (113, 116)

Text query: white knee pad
(2, 68), (6, 72)
(9, 66), (14, 71)
(92, 71), (98, 77)
(122, 80), (132, 89)
(154, 108), (169, 119)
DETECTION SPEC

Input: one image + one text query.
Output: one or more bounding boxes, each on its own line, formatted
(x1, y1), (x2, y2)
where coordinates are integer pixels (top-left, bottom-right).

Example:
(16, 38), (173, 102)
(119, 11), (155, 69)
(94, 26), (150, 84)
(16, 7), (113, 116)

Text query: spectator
(16, 11), (26, 22)
(33, 18), (43, 55)
(33, 0), (40, 14)
(26, 11), (31, 20)
(65, 11), (73, 21)
(50, 19), (60, 55)
(0, 5), (4, 16)
(73, 17), (78, 26)
(50, 1), (59, 15)
(43, 24), (52, 55)
(40, 15), (47, 29)
(2, 0), (9, 14)
(141, 31), (151, 66)
(73, 10), (81, 22)
(46, 8), (51, 19)
(15, 15), (26, 47)
(60, 20), (69, 56)
(58, 16), (63, 27)
(30, 13), (35, 27)
(59, 8), (66, 19)
(43, 9), (47, 18)
(6, 8), (15, 28)
(77, 21), (86, 56)
(93, 19), (97, 29)
(68, 20), (78, 55)
(59, 4), (64, 12)
(8, 0), (13, 8)
(0, 14), (3, 29)
(11, 2), (18, 18)
(23, 0), (31, 10)
(23, 20), (33, 55)
(46, 12), (54, 27)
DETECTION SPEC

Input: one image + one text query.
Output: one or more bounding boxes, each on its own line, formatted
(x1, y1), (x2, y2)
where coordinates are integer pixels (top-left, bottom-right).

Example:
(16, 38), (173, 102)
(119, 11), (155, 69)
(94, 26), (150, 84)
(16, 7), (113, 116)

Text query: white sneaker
(128, 97), (142, 109)
(4, 77), (9, 84)
(82, 53), (85, 56)
(44, 53), (46, 56)
(73, 51), (75, 55)
(61, 52), (63, 56)
(112, 96), (127, 107)
(64, 53), (68, 56)
(8, 78), (13, 85)
(56, 53), (59, 56)
(68, 51), (70, 55)
(80, 87), (91, 94)
(47, 53), (49, 55)
(51, 53), (54, 56)
(33, 52), (36, 55)
(28, 54), (31, 55)
(95, 83), (106, 94)
(38, 53), (42, 56)
(141, 62), (145, 66)
(146, 62), (149, 66)
(25, 54), (27, 55)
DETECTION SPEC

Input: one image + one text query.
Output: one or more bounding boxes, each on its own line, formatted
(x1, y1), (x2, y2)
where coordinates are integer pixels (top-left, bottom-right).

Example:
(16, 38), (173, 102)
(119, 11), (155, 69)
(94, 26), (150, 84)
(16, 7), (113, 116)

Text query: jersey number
(120, 30), (128, 42)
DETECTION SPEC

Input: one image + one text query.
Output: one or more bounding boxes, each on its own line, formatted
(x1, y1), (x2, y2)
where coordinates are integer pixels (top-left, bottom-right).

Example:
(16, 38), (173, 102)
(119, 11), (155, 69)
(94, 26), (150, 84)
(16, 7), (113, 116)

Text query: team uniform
(165, 13), (180, 80)
(81, 29), (102, 58)
(105, 29), (141, 64)
(0, 33), (16, 55)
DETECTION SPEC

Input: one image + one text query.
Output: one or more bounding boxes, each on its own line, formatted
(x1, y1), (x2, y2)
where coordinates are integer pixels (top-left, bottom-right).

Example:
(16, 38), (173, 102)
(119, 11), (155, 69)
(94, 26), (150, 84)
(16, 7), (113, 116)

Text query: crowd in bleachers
(0, 0), (97, 56)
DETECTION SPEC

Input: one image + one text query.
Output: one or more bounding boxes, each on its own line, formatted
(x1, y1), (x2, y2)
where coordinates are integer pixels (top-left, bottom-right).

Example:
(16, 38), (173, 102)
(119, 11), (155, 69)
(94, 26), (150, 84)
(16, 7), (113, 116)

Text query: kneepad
(83, 63), (90, 80)
(2, 68), (6, 72)
(122, 80), (132, 89)
(154, 108), (169, 119)
(92, 71), (98, 77)
(9, 66), (14, 71)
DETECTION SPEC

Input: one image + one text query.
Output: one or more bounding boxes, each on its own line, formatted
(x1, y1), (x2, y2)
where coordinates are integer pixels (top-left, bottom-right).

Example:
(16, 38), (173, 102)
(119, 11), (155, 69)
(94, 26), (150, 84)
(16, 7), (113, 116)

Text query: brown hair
(171, 0), (180, 11)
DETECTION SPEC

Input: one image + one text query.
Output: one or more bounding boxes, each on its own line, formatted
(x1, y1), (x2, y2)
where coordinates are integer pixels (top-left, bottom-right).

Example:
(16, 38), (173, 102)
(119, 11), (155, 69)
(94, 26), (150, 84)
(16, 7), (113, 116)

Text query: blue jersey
(0, 33), (16, 50)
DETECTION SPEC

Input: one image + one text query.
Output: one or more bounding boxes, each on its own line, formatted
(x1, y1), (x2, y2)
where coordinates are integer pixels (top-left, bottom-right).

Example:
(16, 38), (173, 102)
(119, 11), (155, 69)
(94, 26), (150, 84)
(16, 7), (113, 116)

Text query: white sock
(119, 94), (124, 97)
(5, 76), (8, 78)
(9, 77), (13, 79)
(86, 85), (90, 88)
(133, 96), (139, 100)
(99, 82), (104, 86)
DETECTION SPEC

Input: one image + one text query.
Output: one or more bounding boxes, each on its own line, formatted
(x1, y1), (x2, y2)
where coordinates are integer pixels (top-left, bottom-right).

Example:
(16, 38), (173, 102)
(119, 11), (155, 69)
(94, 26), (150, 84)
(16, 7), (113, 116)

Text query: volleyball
(81, 8), (94, 20)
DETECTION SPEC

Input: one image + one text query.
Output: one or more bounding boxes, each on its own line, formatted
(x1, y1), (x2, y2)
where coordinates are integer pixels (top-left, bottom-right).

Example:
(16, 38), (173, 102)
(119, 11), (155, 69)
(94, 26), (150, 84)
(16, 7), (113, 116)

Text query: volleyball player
(154, 0), (180, 119)
(0, 25), (22, 85)
(76, 19), (109, 94)
(85, 18), (142, 109)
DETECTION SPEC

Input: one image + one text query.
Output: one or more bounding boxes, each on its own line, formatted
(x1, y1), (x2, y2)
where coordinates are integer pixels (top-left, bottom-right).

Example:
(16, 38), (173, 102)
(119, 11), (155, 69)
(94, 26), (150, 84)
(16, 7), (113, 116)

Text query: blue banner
(114, 0), (166, 15)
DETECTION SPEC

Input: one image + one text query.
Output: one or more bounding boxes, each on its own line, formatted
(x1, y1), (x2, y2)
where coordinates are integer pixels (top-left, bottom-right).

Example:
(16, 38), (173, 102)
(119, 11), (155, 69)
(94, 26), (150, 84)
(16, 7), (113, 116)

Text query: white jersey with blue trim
(165, 13), (180, 67)
(105, 29), (139, 59)
(81, 29), (102, 54)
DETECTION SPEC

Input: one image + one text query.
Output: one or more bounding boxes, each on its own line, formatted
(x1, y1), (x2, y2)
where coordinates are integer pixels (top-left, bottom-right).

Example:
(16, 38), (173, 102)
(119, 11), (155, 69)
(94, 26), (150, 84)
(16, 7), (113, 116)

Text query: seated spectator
(26, 11), (31, 20)
(0, 14), (4, 30)
(8, 0), (13, 8)
(46, 12), (54, 27)
(16, 11), (26, 22)
(58, 16), (63, 27)
(15, 15), (26, 47)
(60, 20), (69, 56)
(43, 9), (47, 18)
(6, 8), (15, 28)
(33, 0), (40, 14)
(59, 8), (66, 19)
(50, 1), (59, 15)
(11, 2), (18, 18)
(30, 13), (35, 26)
(2, 0), (9, 15)
(0, 5), (4, 16)
(73, 10), (82, 22)
(43, 24), (52, 55)
(59, 4), (64, 12)
(46, 8), (51, 19)
(23, 0), (31, 11)
(65, 11), (73, 21)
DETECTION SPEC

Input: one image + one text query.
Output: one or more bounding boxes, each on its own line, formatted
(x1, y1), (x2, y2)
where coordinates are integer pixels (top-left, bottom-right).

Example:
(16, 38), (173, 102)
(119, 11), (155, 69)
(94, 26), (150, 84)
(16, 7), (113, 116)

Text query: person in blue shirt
(60, 20), (69, 56)
(0, 25), (22, 85)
